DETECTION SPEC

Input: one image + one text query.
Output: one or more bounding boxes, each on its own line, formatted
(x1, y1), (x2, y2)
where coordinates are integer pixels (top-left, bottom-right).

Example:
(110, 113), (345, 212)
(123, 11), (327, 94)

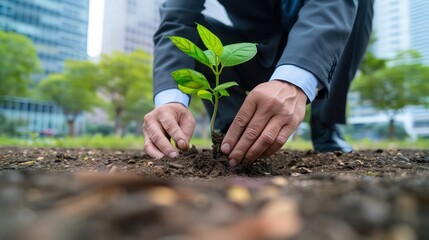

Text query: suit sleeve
(278, 0), (358, 96)
(152, 0), (206, 98)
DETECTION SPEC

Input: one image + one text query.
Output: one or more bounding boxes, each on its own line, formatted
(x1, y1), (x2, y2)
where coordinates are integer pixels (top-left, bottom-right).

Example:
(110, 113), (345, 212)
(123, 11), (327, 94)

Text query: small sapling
(168, 23), (257, 157)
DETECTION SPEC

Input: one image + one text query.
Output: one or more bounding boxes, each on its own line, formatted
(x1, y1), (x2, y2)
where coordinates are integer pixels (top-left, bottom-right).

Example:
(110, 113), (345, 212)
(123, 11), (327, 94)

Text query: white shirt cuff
(269, 65), (319, 102)
(154, 89), (190, 108)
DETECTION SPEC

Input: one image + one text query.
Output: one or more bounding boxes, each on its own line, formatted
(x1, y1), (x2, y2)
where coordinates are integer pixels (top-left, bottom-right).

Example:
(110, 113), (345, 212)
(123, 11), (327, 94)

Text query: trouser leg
(311, 0), (374, 124)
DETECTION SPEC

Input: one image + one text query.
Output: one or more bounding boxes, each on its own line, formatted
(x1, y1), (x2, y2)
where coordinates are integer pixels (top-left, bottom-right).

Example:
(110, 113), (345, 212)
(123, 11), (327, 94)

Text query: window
(414, 121), (429, 128)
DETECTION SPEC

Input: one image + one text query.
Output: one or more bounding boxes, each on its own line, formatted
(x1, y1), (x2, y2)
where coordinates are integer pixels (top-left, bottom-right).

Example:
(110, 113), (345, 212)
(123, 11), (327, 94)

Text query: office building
(409, 0), (429, 65)
(101, 0), (162, 54)
(0, 97), (85, 137)
(0, 0), (89, 136)
(373, 0), (429, 64)
(101, 0), (230, 54)
(0, 0), (89, 81)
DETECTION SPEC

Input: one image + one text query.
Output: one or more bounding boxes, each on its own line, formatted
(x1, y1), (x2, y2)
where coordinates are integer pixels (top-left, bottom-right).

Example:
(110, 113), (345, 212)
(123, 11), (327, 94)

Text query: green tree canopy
(0, 30), (41, 97)
(354, 50), (429, 111)
(37, 60), (100, 136)
(353, 50), (429, 138)
(97, 50), (153, 136)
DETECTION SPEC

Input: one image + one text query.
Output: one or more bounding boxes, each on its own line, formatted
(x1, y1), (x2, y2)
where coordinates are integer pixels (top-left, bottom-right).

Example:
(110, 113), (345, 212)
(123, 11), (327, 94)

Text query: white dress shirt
(154, 65), (319, 108)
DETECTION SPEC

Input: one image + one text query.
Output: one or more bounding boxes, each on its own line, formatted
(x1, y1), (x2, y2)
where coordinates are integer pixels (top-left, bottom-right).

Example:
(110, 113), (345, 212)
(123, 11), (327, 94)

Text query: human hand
(221, 80), (307, 167)
(143, 103), (195, 158)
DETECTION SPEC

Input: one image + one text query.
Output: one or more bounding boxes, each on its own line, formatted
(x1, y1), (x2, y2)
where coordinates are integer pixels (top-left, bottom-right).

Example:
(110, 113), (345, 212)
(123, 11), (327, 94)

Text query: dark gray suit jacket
(153, 0), (358, 99)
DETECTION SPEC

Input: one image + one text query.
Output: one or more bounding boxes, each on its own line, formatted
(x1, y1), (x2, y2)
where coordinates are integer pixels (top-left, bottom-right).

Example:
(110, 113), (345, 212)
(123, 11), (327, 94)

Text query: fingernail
(169, 152), (178, 158)
(229, 159), (237, 167)
(221, 143), (231, 154)
(177, 139), (187, 149)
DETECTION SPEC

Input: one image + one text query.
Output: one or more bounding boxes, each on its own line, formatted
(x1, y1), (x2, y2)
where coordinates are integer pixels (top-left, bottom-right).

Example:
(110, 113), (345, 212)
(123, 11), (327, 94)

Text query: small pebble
(147, 187), (178, 206)
(272, 177), (288, 187)
(397, 155), (410, 162)
(153, 166), (165, 177)
(356, 160), (364, 165)
(19, 161), (34, 165)
(227, 185), (251, 205)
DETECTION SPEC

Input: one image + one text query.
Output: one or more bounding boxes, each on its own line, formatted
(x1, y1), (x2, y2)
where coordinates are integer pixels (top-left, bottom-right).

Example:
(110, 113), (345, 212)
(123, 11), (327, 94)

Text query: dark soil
(211, 131), (228, 160)
(0, 147), (429, 240)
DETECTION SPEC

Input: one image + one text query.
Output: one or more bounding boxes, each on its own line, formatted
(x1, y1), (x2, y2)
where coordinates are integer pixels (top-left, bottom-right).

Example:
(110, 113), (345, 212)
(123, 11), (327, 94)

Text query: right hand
(143, 103), (195, 158)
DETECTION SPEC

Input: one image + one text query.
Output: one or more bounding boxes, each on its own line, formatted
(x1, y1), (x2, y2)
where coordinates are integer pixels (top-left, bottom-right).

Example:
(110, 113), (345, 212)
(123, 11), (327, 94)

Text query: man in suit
(143, 0), (374, 167)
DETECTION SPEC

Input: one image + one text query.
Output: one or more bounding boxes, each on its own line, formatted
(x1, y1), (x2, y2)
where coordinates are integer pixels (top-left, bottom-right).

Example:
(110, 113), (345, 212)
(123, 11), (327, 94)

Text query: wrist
(272, 79), (306, 98)
(154, 89), (190, 108)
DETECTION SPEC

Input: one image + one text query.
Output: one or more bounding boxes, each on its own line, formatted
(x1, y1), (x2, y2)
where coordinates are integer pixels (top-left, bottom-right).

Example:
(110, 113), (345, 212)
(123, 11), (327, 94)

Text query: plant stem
(210, 58), (222, 135)
(210, 71), (220, 135)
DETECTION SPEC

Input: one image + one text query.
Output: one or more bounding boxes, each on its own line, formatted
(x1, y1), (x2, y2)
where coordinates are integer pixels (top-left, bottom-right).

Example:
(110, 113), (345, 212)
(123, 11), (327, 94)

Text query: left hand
(221, 80), (307, 167)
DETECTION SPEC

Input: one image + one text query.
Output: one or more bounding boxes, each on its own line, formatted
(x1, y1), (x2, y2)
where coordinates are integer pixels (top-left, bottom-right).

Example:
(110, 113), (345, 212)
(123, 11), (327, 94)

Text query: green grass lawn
(0, 135), (428, 150)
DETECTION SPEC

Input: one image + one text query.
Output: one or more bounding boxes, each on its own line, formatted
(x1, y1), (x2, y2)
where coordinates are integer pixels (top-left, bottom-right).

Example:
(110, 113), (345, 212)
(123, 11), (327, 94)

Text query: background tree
(121, 80), (153, 136)
(97, 50), (152, 137)
(0, 30), (41, 97)
(37, 61), (100, 136)
(353, 50), (429, 138)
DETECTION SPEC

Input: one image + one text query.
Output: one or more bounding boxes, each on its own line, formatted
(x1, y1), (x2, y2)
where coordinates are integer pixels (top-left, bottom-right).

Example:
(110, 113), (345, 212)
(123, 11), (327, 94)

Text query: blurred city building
(348, 93), (429, 140)
(373, 0), (429, 65)
(0, 97), (85, 137)
(0, 0), (89, 136)
(347, 0), (429, 140)
(101, 0), (163, 54)
(101, 0), (230, 55)
(0, 0), (89, 81)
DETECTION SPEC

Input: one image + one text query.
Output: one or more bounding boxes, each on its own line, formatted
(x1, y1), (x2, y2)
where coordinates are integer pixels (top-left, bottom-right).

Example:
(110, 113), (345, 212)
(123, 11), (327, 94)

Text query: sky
(87, 0), (104, 57)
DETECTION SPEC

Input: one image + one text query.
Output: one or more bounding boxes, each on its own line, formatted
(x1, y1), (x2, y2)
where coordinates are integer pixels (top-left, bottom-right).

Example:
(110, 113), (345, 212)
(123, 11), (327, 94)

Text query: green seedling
(168, 23), (257, 143)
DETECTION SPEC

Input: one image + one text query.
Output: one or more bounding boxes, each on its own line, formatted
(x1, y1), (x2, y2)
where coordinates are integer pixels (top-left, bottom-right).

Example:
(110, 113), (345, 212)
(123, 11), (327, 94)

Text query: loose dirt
(0, 147), (428, 239)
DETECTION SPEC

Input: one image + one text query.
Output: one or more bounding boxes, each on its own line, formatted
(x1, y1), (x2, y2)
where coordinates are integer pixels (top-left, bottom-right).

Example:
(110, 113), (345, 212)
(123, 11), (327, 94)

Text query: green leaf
(220, 43), (257, 67)
(213, 81), (238, 91)
(204, 50), (216, 66)
(178, 84), (199, 94)
(171, 69), (210, 90)
(219, 89), (230, 97)
(196, 23), (223, 57)
(168, 36), (211, 67)
(197, 90), (213, 103)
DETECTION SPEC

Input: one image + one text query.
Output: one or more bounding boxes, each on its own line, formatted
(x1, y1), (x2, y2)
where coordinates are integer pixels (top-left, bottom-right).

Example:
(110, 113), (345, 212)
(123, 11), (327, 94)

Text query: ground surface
(0, 147), (429, 240)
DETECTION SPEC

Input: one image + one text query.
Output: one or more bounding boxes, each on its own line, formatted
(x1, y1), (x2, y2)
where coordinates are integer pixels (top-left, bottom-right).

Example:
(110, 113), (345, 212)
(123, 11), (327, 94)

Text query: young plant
(168, 23), (257, 154)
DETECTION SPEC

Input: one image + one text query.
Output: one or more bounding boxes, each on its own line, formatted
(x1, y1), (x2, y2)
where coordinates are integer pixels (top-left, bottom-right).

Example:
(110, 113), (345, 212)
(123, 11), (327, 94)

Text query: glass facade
(0, 0), (89, 136)
(0, 0), (89, 82)
(374, 0), (429, 65)
(410, 0), (429, 65)
(0, 97), (85, 136)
